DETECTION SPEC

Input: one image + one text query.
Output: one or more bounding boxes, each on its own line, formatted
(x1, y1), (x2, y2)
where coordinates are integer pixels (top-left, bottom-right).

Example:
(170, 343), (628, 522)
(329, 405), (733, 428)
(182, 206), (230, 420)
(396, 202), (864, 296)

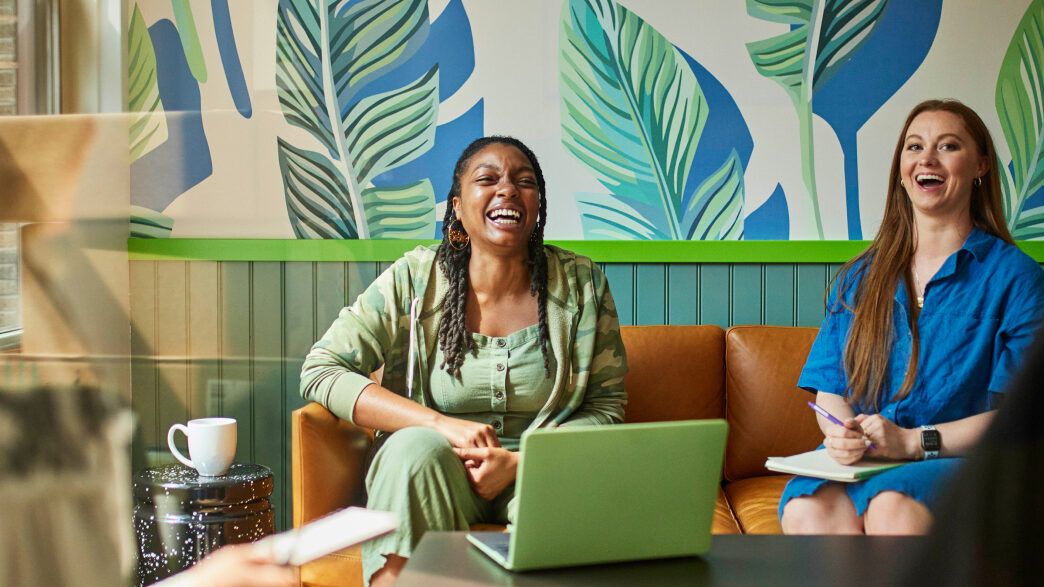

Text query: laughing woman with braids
(780, 100), (1044, 536)
(300, 136), (627, 586)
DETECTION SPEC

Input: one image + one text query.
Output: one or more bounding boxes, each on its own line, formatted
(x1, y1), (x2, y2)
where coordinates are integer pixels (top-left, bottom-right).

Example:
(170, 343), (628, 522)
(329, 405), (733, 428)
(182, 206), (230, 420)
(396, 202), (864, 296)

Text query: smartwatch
(920, 425), (941, 460)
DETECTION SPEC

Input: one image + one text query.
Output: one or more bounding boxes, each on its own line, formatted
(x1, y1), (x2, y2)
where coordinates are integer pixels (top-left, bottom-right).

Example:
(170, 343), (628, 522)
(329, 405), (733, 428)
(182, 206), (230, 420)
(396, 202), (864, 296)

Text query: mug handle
(167, 424), (194, 469)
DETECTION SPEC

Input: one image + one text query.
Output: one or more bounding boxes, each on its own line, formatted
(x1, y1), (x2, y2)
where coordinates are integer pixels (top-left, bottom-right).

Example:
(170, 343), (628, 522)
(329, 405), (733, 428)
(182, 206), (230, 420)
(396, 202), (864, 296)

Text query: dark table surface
(397, 532), (925, 586)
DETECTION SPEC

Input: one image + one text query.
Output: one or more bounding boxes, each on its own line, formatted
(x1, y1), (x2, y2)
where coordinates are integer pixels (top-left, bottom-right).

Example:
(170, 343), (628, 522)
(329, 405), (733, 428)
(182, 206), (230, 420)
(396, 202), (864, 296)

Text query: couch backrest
(620, 325), (725, 423)
(723, 326), (823, 481)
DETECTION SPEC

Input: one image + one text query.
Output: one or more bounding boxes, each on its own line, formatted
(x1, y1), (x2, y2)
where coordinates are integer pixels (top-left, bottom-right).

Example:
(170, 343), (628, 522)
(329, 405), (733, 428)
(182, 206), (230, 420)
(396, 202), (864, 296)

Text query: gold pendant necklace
(913, 268), (924, 308)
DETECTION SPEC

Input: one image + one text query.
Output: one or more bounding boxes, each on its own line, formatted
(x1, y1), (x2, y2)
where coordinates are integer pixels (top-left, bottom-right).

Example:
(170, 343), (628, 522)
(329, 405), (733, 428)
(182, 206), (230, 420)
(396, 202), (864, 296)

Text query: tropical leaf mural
(747, 0), (889, 239)
(560, 0), (744, 241)
(275, 0), (439, 239)
(997, 0), (1044, 239)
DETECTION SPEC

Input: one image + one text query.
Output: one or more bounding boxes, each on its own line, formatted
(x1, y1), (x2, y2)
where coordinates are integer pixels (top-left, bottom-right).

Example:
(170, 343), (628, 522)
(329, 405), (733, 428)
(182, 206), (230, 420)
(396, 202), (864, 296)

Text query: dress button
(496, 338), (506, 348)
(493, 420), (502, 429)
(496, 363), (505, 372)
(494, 391), (504, 400)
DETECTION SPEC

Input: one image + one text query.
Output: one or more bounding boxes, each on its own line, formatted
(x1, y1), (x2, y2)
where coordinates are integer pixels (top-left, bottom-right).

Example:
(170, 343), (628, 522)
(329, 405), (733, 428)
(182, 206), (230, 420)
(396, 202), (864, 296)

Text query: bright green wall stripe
(127, 239), (1044, 262)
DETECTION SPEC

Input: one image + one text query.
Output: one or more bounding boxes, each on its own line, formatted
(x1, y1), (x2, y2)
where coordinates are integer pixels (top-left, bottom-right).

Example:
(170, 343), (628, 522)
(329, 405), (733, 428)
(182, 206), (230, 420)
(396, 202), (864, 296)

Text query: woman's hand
(855, 414), (918, 460)
(823, 418), (872, 465)
(432, 414), (501, 448)
(453, 447), (518, 500)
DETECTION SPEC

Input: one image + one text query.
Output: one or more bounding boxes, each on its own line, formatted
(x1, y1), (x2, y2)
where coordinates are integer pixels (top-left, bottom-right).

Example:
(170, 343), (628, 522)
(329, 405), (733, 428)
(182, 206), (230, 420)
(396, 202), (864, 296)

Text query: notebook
(467, 420), (728, 571)
(765, 449), (905, 482)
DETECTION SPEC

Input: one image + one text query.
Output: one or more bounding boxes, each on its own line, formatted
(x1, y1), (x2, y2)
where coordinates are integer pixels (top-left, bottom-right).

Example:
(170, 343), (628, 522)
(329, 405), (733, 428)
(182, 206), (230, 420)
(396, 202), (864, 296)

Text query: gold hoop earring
(900, 179), (906, 188)
(974, 176), (983, 187)
(447, 219), (470, 251)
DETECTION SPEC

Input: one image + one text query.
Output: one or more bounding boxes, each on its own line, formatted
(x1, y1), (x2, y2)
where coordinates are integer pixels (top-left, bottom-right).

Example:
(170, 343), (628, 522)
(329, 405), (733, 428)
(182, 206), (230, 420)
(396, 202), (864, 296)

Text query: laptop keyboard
(481, 532), (511, 558)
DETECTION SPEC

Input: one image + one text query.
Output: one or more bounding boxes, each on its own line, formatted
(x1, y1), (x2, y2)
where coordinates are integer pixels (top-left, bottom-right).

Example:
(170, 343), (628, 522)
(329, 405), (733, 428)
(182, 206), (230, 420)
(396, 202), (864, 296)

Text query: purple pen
(807, 401), (876, 449)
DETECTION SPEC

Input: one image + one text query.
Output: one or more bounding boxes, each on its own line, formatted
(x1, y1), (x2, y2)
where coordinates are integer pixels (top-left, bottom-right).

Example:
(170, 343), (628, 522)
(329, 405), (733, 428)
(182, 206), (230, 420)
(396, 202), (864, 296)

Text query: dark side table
(133, 463), (275, 586)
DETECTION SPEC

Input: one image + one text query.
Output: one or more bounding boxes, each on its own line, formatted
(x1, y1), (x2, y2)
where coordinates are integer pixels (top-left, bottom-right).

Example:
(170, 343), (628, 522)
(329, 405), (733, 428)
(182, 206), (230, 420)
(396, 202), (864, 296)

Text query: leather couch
(291, 325), (823, 586)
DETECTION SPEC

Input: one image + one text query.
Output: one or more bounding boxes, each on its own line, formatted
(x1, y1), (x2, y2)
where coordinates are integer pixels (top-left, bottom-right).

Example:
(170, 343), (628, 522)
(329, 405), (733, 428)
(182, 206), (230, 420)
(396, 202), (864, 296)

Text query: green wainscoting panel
(602, 265), (634, 326)
(635, 265), (666, 325)
(667, 265), (698, 325)
(253, 262), (285, 531)
(130, 262), (159, 449)
(731, 265), (763, 325)
(127, 258), (928, 531)
(699, 265), (730, 327)
(220, 263), (253, 465)
(157, 263), (190, 461)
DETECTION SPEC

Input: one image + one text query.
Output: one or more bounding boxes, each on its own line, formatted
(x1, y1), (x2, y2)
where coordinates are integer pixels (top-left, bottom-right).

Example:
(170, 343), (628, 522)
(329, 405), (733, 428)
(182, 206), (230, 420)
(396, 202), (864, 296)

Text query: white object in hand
(254, 507), (398, 566)
(167, 417), (237, 476)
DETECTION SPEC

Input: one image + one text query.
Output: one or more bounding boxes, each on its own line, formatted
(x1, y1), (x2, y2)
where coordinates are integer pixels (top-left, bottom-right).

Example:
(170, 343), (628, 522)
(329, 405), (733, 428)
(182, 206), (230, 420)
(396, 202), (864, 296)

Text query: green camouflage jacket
(300, 244), (627, 434)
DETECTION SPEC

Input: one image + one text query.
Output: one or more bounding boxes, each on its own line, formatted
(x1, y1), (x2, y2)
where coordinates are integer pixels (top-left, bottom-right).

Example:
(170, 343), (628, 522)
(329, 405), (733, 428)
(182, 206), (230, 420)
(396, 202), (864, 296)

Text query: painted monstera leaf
(997, 0), (1044, 239)
(275, 0), (437, 239)
(747, 0), (889, 238)
(560, 0), (743, 240)
(128, 4), (167, 162)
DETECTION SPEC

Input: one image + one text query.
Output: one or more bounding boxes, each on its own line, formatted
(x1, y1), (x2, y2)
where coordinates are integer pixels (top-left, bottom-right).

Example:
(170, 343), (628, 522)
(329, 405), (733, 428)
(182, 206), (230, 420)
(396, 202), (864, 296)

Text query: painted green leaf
(746, 0), (889, 238)
(275, 0), (434, 239)
(1014, 205), (1044, 239)
(575, 196), (664, 240)
(362, 180), (435, 239)
(746, 0), (813, 23)
(130, 205), (173, 239)
(344, 66), (439, 187)
(996, 0), (1044, 238)
(128, 3), (167, 161)
(171, 0), (208, 83)
(560, 0), (708, 240)
(683, 151), (744, 240)
(336, 0), (431, 99)
(277, 138), (358, 239)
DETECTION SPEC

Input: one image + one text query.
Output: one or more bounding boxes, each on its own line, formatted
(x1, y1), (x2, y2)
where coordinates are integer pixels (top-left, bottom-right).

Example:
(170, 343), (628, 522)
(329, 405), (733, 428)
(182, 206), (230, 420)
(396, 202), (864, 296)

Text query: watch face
(921, 429), (941, 452)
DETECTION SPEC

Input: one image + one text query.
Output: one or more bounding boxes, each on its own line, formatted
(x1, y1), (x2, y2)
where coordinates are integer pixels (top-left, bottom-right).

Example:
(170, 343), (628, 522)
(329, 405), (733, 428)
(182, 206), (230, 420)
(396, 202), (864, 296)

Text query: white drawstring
(406, 297), (421, 400)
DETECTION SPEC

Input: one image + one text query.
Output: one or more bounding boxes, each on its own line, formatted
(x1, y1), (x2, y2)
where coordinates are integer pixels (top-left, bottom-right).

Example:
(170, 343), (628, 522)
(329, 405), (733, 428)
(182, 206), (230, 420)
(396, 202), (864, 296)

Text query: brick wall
(1, 0), (17, 333)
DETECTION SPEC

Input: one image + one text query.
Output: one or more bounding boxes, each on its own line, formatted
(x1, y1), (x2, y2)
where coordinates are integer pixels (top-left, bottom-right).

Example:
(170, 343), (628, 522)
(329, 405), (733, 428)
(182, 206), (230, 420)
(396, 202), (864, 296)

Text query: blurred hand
(433, 415), (501, 448)
(181, 544), (295, 587)
(454, 447), (518, 500)
(823, 418), (871, 465)
(855, 414), (917, 460)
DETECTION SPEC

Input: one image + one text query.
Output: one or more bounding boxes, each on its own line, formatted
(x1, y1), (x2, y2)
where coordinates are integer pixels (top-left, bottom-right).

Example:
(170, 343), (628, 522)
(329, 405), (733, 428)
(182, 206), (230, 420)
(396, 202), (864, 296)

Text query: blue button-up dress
(779, 228), (1044, 517)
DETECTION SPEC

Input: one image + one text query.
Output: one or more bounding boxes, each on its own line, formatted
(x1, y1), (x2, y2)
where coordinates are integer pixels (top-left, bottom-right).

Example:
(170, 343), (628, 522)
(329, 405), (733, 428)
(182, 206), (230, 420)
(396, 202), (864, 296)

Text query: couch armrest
(292, 402), (373, 527)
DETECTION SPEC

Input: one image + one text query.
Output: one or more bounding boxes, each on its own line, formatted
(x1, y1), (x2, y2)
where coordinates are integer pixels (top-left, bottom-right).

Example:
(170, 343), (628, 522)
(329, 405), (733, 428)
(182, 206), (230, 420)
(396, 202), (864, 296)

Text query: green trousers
(361, 427), (516, 584)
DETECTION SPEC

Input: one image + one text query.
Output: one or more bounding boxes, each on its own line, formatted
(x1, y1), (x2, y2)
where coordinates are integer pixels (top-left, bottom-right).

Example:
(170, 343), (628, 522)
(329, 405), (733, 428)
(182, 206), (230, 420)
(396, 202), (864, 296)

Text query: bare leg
(863, 491), (932, 535)
(369, 554), (407, 587)
(781, 483), (863, 534)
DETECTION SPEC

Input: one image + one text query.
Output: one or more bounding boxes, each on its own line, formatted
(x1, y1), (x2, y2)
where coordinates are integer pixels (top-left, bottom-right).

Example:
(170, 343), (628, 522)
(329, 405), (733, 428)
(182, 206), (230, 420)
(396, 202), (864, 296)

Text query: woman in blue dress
(780, 99), (1044, 535)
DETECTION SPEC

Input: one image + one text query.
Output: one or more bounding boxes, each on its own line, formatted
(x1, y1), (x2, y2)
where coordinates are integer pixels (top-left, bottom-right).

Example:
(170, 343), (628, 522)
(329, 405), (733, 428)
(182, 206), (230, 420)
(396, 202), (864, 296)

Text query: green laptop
(466, 419), (728, 571)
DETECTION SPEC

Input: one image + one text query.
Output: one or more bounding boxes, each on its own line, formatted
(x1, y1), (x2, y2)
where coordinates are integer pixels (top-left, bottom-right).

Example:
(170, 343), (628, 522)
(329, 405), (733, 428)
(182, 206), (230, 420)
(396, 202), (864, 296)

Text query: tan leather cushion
(300, 547), (362, 587)
(621, 325), (726, 422)
(292, 402), (373, 526)
(724, 326), (823, 481)
(712, 488), (741, 534)
(723, 475), (791, 534)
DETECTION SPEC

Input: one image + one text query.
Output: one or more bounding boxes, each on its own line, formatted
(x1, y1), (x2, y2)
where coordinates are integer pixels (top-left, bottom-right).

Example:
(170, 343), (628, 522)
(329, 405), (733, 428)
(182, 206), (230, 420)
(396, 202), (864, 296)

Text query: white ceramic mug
(167, 417), (237, 476)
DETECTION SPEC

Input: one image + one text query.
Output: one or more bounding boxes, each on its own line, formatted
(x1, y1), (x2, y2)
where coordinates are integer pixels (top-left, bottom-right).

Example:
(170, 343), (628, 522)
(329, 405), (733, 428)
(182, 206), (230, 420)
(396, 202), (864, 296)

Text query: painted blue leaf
(745, 183), (790, 240)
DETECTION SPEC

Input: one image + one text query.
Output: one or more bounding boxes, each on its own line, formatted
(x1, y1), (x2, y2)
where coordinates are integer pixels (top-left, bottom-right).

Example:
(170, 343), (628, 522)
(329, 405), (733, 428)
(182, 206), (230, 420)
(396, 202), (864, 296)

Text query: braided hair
(436, 136), (551, 378)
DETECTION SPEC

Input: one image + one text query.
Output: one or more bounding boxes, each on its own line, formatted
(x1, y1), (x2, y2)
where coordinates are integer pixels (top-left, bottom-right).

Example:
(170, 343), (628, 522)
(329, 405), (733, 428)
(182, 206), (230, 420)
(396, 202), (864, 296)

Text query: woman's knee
(374, 427), (457, 474)
(863, 491), (932, 535)
(781, 486), (862, 535)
